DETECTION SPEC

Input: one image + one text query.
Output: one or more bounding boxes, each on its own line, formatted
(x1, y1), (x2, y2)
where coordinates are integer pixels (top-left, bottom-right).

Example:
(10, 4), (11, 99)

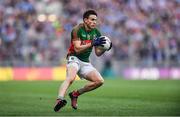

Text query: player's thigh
(85, 70), (104, 83)
(66, 62), (79, 81)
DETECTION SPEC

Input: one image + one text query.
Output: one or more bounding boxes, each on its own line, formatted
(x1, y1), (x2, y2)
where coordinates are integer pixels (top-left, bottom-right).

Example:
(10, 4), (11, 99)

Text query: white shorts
(67, 56), (97, 79)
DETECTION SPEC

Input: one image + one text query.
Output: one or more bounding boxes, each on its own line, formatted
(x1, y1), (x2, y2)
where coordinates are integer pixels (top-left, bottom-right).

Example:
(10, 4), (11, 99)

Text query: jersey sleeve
(71, 28), (80, 41)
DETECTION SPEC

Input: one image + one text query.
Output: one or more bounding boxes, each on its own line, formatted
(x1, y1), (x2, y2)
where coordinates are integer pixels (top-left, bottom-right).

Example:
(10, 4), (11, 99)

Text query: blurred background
(0, 0), (180, 80)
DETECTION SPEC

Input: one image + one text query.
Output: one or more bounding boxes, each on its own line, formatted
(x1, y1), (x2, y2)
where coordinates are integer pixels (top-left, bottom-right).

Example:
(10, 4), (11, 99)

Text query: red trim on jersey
(67, 40), (92, 56)
(67, 43), (75, 55)
(81, 40), (92, 45)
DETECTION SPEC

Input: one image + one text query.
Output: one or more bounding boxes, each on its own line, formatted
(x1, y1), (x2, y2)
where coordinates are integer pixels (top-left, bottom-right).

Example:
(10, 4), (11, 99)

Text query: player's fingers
(100, 41), (106, 44)
(99, 36), (105, 40)
(100, 39), (106, 42)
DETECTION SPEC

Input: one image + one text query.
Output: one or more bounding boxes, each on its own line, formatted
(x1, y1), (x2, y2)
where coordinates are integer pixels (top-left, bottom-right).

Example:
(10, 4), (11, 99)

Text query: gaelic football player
(54, 9), (112, 112)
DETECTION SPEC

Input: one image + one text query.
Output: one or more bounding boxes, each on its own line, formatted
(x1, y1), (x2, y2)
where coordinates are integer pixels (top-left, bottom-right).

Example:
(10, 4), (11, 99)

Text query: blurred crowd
(0, 0), (180, 67)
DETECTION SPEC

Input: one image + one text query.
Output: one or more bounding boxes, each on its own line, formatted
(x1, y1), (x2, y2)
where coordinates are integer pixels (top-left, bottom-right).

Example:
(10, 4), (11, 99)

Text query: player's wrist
(90, 42), (94, 47)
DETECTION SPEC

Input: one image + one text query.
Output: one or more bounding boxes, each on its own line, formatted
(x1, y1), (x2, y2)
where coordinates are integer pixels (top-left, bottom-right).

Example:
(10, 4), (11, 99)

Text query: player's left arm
(95, 47), (106, 56)
(94, 29), (105, 56)
(94, 40), (112, 56)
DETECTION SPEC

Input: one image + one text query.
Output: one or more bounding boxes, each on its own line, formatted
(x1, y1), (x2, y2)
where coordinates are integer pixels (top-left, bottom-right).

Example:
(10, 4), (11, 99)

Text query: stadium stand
(0, 0), (180, 78)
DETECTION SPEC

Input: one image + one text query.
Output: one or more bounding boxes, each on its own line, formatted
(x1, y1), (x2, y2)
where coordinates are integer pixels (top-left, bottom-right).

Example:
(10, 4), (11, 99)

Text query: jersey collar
(83, 23), (92, 32)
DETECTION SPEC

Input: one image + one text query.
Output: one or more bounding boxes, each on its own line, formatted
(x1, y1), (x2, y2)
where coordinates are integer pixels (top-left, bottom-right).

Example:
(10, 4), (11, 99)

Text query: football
(98, 36), (111, 50)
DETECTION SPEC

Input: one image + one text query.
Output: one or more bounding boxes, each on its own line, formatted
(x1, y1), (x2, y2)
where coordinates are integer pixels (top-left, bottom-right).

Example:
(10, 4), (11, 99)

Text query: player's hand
(91, 37), (106, 46)
(107, 42), (112, 51)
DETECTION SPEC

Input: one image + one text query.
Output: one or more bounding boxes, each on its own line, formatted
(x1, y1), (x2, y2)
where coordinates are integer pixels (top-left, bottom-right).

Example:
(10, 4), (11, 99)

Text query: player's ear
(84, 18), (88, 23)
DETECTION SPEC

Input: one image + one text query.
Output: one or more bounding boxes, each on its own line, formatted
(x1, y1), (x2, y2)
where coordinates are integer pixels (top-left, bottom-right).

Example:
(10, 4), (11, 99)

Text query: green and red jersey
(67, 23), (101, 62)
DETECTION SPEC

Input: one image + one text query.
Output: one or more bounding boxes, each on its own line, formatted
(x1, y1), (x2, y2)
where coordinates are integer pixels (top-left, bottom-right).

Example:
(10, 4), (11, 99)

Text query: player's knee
(96, 79), (104, 87)
(66, 77), (75, 84)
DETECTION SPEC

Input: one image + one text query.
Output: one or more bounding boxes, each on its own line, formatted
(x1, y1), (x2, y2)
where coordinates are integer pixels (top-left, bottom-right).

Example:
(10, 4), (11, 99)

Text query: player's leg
(77, 70), (104, 94)
(69, 69), (104, 109)
(54, 62), (79, 112)
(58, 64), (78, 97)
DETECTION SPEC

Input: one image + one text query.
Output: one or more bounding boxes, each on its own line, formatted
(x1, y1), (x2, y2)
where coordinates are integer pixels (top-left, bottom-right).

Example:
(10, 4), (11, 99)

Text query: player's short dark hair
(83, 10), (97, 20)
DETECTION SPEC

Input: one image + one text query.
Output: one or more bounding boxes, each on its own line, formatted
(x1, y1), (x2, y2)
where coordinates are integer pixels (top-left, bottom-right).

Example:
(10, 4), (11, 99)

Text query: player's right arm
(73, 37), (107, 54)
(73, 40), (92, 54)
(71, 26), (105, 54)
(71, 26), (92, 54)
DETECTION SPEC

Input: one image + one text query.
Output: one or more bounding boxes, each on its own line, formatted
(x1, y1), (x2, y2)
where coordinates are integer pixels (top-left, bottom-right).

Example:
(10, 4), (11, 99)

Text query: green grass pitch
(0, 79), (180, 116)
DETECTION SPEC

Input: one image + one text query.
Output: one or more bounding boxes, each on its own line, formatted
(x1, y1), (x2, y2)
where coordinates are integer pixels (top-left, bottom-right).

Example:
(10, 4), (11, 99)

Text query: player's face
(85, 15), (97, 29)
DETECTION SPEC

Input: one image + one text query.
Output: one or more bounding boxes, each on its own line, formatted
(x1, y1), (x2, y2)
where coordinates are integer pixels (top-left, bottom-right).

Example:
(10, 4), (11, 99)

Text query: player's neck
(84, 23), (91, 32)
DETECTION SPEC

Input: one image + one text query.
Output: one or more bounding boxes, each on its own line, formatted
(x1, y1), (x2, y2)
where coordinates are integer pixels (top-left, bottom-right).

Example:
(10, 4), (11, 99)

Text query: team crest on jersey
(82, 33), (86, 38)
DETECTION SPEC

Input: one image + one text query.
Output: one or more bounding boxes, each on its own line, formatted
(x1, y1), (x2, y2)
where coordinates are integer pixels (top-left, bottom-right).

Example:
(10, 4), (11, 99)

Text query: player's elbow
(74, 47), (81, 54)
